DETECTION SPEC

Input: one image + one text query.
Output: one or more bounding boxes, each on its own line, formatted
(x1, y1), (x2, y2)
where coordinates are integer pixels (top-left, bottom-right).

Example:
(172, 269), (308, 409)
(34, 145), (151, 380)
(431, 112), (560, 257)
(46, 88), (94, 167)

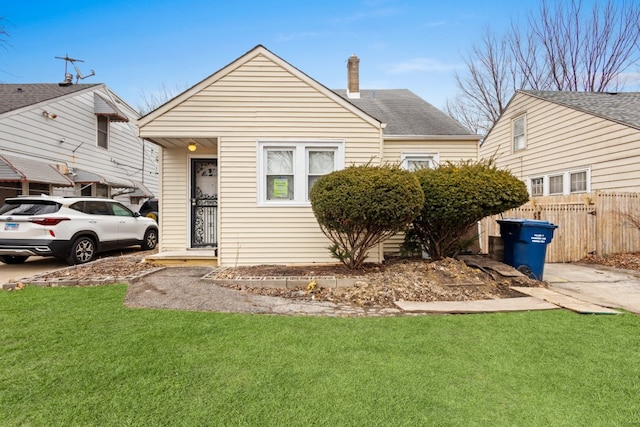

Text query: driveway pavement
(0, 257), (67, 285)
(545, 263), (640, 314)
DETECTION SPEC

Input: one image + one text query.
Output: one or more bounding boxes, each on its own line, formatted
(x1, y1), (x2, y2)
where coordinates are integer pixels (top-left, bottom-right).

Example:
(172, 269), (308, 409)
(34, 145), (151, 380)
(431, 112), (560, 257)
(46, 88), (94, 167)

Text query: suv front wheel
(142, 228), (158, 250)
(66, 236), (96, 265)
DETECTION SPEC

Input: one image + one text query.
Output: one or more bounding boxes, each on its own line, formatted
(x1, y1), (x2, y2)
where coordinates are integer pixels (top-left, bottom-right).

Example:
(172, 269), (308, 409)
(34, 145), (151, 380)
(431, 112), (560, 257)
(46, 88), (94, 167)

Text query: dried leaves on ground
(580, 253), (640, 272)
(35, 252), (640, 310)
(35, 255), (158, 281)
(213, 257), (543, 308)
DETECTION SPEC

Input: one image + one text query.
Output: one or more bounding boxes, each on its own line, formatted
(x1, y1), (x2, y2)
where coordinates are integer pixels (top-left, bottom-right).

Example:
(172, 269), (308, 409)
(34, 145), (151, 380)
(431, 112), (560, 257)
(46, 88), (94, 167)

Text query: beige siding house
(480, 90), (640, 196)
(138, 45), (479, 266)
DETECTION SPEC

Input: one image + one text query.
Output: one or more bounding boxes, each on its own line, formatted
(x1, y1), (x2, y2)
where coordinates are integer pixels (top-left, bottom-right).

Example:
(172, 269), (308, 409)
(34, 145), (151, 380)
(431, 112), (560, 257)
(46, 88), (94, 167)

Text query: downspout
(378, 122), (387, 262)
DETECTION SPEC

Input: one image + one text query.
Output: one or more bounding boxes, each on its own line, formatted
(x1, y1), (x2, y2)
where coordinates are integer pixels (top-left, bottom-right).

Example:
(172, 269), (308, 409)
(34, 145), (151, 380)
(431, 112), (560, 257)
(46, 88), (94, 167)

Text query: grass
(1, 285), (640, 426)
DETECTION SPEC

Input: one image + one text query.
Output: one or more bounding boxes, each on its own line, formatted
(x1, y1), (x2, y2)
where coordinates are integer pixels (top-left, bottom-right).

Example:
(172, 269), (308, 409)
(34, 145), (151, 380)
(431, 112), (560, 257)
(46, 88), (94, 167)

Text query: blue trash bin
(497, 219), (558, 280)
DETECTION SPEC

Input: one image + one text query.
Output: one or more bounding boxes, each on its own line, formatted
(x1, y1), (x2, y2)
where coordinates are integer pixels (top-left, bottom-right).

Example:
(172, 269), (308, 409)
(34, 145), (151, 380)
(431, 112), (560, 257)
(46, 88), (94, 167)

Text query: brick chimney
(347, 54), (360, 99)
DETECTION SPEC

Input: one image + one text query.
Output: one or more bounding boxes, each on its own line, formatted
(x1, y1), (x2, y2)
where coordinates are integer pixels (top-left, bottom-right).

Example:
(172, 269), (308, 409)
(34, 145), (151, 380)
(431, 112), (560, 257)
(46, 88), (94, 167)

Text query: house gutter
(383, 134), (482, 141)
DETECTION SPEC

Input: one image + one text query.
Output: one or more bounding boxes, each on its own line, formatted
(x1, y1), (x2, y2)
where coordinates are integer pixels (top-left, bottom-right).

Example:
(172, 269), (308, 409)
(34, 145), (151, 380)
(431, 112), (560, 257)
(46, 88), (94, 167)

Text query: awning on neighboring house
(0, 154), (74, 186)
(73, 168), (136, 188)
(127, 181), (154, 198)
(94, 93), (129, 122)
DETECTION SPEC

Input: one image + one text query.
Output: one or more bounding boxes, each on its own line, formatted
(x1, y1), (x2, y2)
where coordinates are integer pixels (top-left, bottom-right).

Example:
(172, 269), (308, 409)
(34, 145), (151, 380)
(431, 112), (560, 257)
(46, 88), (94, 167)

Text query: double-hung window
(97, 115), (109, 149)
(512, 116), (526, 151)
(259, 140), (344, 205)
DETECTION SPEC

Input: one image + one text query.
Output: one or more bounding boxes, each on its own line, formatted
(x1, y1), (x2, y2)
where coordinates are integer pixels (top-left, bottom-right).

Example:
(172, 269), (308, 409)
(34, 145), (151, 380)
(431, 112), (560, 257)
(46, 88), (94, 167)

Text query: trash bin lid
(497, 218), (557, 229)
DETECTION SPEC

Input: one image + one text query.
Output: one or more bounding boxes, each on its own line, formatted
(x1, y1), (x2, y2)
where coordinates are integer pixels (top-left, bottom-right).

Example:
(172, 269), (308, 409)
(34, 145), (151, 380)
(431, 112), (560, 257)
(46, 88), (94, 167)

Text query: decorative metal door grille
(191, 159), (218, 249)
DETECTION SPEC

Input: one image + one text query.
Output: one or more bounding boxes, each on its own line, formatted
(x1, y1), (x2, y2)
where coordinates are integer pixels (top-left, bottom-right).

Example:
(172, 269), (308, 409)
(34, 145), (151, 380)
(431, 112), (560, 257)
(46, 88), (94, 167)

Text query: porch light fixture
(188, 142), (197, 152)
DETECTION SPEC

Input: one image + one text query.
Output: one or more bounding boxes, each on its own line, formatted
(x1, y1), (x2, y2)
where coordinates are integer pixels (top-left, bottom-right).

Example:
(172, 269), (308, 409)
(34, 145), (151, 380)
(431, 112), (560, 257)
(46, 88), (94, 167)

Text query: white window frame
(512, 115), (526, 152)
(530, 177), (544, 197)
(548, 174), (564, 195)
(257, 140), (345, 206)
(528, 168), (591, 196)
(400, 152), (439, 171)
(97, 115), (109, 149)
(570, 170), (588, 193)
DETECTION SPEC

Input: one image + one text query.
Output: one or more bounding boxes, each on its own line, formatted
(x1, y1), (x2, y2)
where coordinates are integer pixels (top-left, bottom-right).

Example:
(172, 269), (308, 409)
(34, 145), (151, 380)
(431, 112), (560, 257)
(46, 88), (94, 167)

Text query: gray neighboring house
(480, 90), (640, 196)
(0, 83), (158, 208)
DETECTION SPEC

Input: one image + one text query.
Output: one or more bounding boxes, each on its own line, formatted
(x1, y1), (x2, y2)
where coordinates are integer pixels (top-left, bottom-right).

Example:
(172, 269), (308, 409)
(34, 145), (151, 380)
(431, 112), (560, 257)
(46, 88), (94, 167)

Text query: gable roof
(334, 89), (477, 137)
(521, 90), (640, 131)
(0, 84), (100, 115)
(139, 45), (381, 129)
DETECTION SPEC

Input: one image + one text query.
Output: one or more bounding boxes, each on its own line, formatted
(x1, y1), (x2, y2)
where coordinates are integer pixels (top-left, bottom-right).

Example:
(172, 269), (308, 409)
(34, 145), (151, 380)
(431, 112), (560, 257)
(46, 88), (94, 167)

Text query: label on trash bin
(531, 233), (547, 243)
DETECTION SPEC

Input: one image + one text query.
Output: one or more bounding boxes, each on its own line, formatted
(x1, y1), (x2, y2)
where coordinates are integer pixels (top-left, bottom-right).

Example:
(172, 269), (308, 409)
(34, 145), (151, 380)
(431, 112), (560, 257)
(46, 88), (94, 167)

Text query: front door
(190, 159), (218, 249)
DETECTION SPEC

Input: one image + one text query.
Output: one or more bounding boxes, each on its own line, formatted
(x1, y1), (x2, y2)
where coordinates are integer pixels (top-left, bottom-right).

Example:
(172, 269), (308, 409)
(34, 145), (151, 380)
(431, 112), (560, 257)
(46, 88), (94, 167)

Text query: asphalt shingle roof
(521, 90), (640, 130)
(334, 89), (476, 136)
(0, 83), (100, 115)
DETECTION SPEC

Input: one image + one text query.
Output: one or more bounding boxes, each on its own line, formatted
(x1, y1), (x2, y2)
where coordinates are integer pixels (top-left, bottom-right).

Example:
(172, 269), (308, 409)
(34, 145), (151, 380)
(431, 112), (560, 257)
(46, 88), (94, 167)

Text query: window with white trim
(528, 168), (590, 196)
(549, 174), (564, 195)
(512, 116), (526, 151)
(530, 177), (544, 196)
(401, 152), (438, 171)
(258, 141), (344, 205)
(97, 115), (109, 149)
(570, 171), (587, 193)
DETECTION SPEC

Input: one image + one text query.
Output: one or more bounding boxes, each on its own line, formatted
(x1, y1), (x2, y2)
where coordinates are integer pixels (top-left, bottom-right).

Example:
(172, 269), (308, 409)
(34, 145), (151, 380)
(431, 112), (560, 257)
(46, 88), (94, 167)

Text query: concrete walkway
(545, 263), (640, 314)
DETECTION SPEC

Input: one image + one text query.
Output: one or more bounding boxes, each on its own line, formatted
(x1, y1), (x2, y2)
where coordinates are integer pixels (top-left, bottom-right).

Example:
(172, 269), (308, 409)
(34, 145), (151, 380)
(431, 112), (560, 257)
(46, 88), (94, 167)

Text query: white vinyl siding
(480, 91), (640, 194)
(0, 87), (158, 208)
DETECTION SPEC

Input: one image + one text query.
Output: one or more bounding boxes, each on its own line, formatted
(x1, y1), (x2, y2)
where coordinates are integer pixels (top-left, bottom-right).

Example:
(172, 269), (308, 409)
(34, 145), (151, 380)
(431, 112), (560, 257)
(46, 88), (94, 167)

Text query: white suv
(0, 195), (158, 265)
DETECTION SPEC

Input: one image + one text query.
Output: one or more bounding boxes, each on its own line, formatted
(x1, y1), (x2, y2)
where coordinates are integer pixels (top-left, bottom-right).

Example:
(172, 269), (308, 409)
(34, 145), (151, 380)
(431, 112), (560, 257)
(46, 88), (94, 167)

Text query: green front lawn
(1, 285), (639, 426)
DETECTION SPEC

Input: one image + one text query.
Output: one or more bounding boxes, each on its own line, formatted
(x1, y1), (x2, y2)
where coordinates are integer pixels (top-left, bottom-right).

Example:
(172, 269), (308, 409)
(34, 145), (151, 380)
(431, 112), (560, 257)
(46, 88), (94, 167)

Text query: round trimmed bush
(310, 165), (424, 268)
(412, 159), (529, 259)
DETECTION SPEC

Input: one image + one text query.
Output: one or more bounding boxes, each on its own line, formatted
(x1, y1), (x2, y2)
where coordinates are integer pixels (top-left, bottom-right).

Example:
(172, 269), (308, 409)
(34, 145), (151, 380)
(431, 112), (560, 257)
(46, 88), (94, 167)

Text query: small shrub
(310, 165), (424, 269)
(412, 159), (529, 259)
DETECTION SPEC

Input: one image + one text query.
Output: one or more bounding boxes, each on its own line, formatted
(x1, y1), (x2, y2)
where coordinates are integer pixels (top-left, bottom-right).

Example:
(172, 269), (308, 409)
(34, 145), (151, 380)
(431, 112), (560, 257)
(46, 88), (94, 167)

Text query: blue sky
(1, 0), (541, 112)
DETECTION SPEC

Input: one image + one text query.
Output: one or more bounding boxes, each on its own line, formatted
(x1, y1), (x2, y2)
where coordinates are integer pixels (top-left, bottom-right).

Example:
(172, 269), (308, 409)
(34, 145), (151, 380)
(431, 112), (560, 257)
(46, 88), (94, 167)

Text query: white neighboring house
(0, 83), (158, 209)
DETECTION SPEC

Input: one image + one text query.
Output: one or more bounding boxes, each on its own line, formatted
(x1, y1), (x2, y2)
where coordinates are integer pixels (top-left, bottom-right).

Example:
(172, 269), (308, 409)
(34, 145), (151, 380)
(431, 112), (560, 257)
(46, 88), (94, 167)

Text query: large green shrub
(310, 165), (424, 269)
(412, 160), (529, 259)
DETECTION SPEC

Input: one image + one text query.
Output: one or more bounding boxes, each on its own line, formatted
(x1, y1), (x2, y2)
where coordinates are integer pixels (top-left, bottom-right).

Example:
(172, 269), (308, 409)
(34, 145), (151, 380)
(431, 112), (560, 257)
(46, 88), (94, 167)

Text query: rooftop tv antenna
(55, 55), (95, 86)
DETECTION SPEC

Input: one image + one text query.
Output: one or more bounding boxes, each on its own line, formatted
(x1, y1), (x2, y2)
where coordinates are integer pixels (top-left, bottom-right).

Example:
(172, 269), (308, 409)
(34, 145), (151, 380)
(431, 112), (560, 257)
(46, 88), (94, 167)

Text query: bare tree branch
(447, 0), (640, 135)
(137, 82), (190, 115)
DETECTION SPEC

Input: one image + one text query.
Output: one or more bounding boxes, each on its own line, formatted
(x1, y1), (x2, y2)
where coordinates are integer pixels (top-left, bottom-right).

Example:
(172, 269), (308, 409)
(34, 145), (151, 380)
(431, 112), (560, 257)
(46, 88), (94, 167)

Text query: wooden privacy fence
(479, 192), (640, 263)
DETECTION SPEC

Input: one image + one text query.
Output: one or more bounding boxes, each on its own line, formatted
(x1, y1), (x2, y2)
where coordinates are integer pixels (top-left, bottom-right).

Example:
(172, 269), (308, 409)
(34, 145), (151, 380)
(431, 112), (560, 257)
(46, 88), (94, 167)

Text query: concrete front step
(144, 250), (218, 267)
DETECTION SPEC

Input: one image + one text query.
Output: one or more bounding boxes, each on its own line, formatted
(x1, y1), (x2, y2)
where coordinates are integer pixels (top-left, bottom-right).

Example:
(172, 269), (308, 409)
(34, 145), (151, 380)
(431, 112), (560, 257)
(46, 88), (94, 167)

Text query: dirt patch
(211, 257), (543, 308)
(40, 252), (640, 311)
